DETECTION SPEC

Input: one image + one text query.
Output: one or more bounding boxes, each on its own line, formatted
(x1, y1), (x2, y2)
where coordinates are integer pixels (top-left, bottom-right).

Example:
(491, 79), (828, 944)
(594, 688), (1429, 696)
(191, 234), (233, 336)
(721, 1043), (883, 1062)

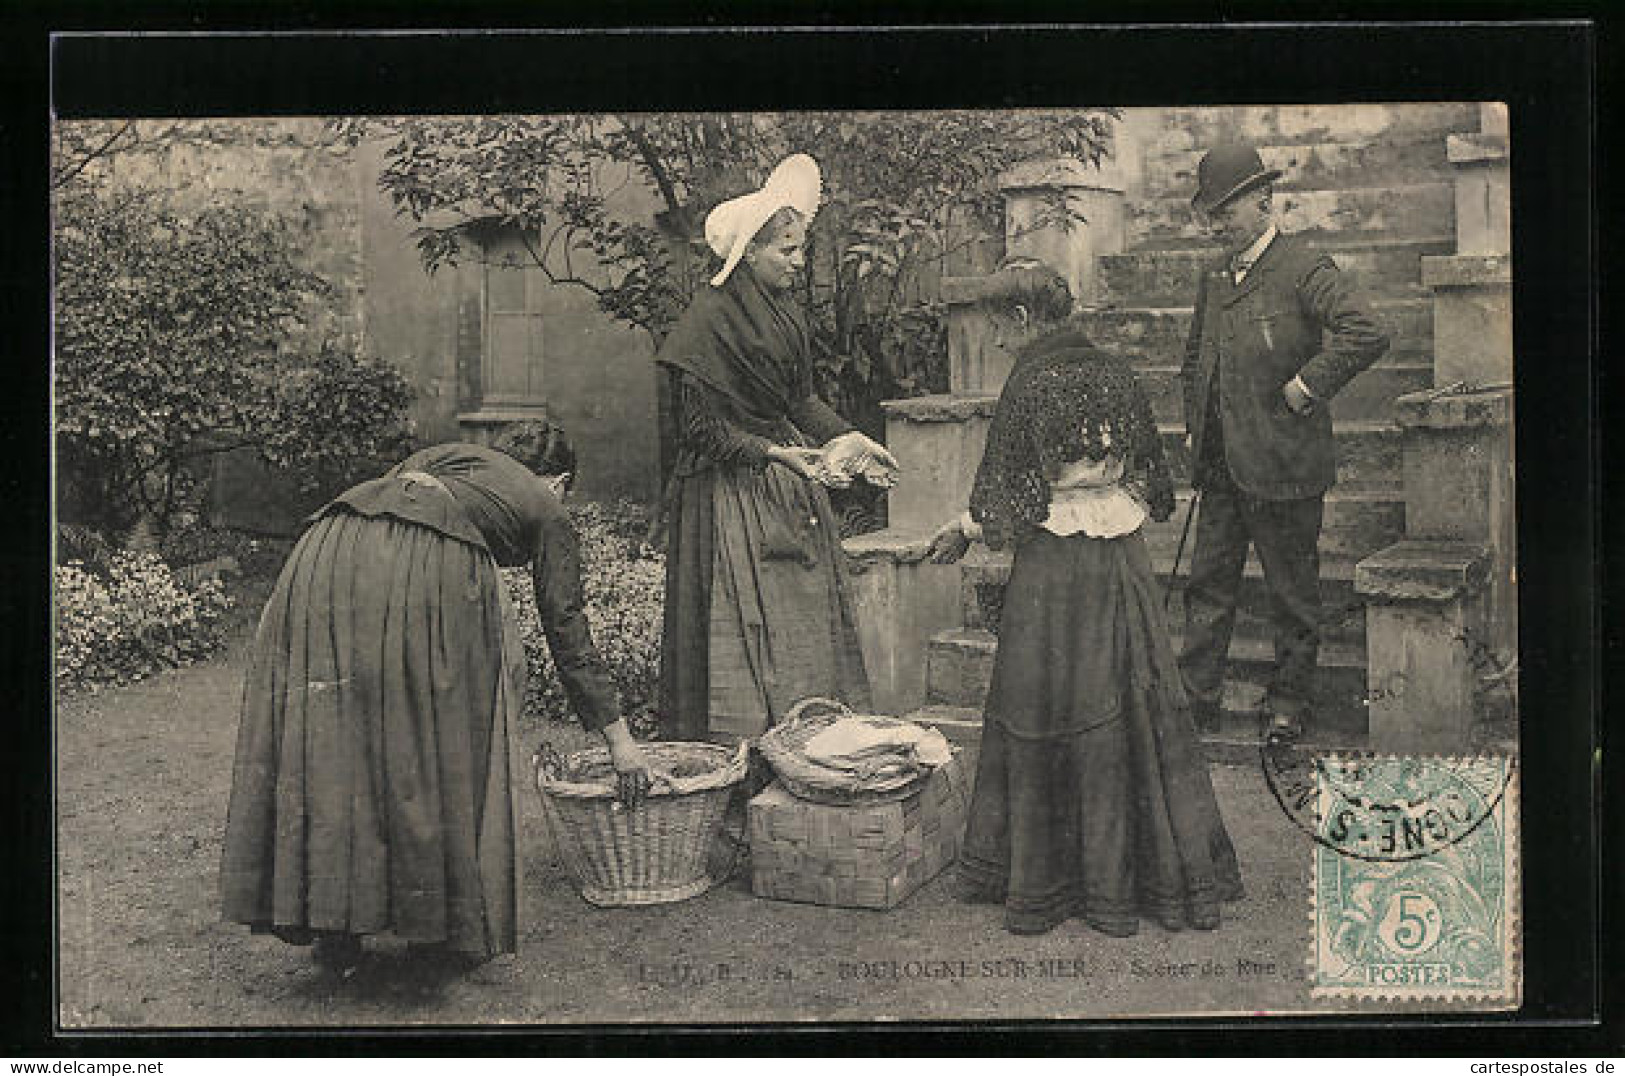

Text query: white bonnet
(703, 153), (822, 287)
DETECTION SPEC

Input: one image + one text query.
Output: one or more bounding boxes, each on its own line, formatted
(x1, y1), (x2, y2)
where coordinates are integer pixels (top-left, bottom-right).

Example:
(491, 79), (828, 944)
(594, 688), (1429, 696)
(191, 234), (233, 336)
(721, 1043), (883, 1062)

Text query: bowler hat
(1191, 144), (1282, 215)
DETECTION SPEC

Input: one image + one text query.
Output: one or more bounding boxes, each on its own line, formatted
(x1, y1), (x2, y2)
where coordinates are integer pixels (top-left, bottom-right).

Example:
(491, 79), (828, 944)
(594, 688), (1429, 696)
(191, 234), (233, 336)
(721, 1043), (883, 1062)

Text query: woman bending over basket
(220, 420), (653, 978)
(925, 327), (1245, 937)
(655, 153), (896, 745)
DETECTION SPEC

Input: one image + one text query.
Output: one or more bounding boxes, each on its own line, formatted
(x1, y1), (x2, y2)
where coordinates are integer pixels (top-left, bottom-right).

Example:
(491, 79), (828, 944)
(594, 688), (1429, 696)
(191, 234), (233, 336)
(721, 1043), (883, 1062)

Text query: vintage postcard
(53, 94), (1524, 1026)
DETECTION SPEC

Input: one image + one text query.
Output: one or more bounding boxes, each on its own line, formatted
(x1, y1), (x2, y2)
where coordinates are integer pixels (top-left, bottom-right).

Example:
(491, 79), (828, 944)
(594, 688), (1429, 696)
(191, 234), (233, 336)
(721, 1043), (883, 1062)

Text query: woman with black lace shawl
(927, 327), (1245, 937)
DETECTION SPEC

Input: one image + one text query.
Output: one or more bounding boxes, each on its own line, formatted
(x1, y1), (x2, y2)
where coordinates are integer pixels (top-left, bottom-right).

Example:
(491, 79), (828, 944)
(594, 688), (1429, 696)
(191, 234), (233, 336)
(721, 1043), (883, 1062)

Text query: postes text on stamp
(1312, 756), (1518, 1003)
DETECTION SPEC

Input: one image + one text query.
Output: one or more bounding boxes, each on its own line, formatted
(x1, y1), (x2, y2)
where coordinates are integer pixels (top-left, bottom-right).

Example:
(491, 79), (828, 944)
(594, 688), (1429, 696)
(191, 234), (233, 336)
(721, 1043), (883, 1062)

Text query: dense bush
(55, 552), (235, 691)
(504, 501), (664, 739)
(53, 180), (415, 540)
(254, 340), (418, 497)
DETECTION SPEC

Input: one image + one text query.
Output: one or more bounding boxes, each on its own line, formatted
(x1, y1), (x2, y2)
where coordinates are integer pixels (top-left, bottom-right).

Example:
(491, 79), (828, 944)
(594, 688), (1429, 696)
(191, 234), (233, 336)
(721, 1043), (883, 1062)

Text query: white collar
(1234, 223), (1279, 273)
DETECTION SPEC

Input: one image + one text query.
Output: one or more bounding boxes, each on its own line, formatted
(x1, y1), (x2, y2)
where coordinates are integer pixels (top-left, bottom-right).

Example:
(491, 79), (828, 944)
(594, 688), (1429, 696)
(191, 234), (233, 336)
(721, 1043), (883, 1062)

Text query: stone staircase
(895, 103), (1483, 759)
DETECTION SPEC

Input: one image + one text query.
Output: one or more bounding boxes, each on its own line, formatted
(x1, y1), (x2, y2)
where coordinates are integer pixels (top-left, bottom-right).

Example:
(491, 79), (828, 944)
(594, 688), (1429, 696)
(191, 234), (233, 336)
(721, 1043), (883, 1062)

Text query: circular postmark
(1261, 739), (1516, 864)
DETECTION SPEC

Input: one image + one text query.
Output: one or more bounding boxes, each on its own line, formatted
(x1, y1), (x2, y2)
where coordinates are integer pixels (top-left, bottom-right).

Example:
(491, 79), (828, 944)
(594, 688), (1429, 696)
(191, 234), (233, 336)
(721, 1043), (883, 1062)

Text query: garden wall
(60, 119), (667, 535)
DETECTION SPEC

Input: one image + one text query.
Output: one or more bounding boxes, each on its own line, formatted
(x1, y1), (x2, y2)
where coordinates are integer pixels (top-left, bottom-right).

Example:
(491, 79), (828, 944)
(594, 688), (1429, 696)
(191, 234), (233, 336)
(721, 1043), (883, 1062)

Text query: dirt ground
(56, 608), (1355, 1029)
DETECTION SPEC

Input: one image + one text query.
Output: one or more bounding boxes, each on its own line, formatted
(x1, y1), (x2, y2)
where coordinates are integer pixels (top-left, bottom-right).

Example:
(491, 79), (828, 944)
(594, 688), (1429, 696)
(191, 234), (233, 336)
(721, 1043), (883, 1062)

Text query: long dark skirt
(660, 461), (869, 743)
(219, 509), (522, 959)
(957, 528), (1244, 936)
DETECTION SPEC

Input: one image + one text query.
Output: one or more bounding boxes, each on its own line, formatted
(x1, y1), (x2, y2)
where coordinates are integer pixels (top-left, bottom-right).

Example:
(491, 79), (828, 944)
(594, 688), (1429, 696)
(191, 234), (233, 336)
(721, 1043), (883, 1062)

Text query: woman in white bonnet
(654, 153), (895, 745)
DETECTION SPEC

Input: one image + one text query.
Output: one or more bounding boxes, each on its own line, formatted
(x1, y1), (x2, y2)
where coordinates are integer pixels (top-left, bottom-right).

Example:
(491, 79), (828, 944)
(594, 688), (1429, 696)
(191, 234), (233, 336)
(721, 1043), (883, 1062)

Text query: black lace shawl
(968, 329), (1174, 550)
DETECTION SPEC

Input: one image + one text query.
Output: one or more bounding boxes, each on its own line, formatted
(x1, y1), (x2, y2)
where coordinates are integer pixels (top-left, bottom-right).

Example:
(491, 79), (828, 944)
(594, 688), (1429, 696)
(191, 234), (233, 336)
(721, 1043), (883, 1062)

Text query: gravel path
(57, 630), (1345, 1028)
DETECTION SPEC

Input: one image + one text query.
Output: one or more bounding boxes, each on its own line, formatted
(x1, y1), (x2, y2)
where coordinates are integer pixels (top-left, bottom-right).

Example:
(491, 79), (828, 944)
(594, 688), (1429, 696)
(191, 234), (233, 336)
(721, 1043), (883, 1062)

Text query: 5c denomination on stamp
(1311, 756), (1519, 1003)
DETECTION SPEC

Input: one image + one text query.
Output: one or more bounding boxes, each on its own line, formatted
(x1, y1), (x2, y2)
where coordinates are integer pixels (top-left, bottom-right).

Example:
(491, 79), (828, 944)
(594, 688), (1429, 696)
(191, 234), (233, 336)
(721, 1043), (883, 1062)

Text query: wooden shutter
(481, 238), (546, 404)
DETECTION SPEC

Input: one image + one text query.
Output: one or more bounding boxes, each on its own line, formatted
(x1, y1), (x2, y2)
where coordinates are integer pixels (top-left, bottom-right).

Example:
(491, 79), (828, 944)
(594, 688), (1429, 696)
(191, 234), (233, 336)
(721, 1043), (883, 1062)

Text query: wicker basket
(533, 739), (748, 907)
(757, 697), (947, 806)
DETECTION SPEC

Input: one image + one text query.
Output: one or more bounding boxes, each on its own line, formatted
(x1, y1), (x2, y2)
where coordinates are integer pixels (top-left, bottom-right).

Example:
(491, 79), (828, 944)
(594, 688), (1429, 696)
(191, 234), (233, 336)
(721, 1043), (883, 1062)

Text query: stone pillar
(844, 535), (963, 717)
(1423, 254), (1513, 389)
(1393, 390), (1516, 660)
(998, 155), (1126, 307)
(881, 396), (997, 537)
(1414, 117), (1516, 662)
(1355, 542), (1491, 753)
(1421, 123), (1511, 389)
(1355, 107), (1516, 752)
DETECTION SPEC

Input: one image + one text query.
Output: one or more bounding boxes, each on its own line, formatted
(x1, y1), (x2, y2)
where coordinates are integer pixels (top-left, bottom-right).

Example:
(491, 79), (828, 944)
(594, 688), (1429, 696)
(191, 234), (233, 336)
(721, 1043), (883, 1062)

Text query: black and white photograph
(35, 25), (1598, 1040)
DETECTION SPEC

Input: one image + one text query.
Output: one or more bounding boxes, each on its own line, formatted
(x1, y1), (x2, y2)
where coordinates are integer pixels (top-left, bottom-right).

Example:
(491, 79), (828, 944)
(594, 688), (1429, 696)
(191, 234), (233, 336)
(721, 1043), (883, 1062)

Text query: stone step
(950, 490), (1401, 630)
(1087, 295), (1434, 356)
(960, 553), (1371, 647)
(958, 542), (1373, 643)
(1136, 361), (1434, 424)
(962, 575), (1370, 651)
(1143, 134), (1455, 198)
(907, 704), (987, 748)
(1099, 240), (1452, 306)
(880, 409), (1404, 538)
(1146, 103), (1481, 155)
(1085, 295), (1430, 362)
(1159, 420), (1402, 489)
(1146, 487), (1404, 560)
(902, 700), (1370, 768)
(1194, 691), (1373, 766)
(922, 628), (1370, 736)
(947, 482), (1402, 578)
(1160, 587), (1369, 650)
(1130, 183), (1456, 247)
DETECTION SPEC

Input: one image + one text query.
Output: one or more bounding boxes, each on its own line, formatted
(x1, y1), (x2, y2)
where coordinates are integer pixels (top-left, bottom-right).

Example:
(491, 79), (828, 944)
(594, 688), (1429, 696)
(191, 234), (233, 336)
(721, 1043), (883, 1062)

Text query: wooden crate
(748, 752), (970, 909)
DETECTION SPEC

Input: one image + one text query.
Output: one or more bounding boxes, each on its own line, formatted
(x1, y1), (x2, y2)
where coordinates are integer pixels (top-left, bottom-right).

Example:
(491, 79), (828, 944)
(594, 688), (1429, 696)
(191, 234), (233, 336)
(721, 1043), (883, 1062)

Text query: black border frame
(4, 11), (1612, 1056)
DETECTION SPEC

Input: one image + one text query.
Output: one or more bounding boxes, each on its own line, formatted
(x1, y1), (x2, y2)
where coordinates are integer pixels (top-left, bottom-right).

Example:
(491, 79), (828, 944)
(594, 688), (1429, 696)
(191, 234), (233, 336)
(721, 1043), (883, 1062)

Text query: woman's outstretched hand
(816, 431), (900, 489)
(602, 720), (654, 811)
(767, 444), (825, 481)
(856, 433), (900, 474)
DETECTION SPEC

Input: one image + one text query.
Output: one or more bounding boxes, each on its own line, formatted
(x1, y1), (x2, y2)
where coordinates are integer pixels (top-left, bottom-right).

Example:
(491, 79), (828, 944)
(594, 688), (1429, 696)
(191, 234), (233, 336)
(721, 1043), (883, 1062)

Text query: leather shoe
(1192, 701), (1224, 734)
(1261, 707), (1305, 745)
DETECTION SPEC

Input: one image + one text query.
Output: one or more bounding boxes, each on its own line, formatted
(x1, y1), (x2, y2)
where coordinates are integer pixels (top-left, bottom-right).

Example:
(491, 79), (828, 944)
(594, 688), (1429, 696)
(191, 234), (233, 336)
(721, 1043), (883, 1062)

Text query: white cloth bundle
(812, 431), (899, 489)
(801, 716), (954, 774)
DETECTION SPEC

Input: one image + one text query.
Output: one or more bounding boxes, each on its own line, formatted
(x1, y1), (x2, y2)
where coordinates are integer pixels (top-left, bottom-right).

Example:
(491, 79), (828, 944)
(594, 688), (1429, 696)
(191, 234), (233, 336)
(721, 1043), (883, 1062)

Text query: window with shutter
(480, 235), (546, 405)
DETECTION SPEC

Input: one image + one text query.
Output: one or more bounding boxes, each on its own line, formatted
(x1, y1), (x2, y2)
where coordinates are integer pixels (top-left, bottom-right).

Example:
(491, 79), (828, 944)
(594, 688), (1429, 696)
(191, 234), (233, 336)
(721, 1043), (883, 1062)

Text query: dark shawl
(655, 264), (819, 446)
(969, 329), (1174, 551)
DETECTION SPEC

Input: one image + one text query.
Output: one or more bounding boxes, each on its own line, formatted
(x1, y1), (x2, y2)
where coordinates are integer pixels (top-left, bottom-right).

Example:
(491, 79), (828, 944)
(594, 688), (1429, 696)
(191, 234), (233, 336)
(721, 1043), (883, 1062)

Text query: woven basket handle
(782, 696), (853, 726)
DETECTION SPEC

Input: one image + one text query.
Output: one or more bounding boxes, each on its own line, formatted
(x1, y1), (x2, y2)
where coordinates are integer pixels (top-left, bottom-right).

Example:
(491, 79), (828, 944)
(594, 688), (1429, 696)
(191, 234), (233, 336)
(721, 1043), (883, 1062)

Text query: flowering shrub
(504, 501), (664, 739)
(55, 551), (234, 691)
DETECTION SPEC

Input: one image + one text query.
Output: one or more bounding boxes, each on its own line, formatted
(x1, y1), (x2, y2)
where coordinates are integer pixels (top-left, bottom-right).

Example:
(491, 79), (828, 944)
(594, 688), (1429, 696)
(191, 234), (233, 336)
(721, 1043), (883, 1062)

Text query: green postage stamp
(1312, 756), (1519, 1003)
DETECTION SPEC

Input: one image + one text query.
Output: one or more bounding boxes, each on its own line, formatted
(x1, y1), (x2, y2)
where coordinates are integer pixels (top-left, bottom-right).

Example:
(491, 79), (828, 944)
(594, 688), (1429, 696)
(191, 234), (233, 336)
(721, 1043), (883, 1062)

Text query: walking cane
(1164, 489), (1201, 613)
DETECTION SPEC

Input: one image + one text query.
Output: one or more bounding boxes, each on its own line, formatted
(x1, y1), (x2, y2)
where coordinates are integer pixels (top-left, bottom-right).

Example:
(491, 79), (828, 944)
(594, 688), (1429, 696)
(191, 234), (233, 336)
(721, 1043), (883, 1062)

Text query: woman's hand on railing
(926, 515), (976, 564)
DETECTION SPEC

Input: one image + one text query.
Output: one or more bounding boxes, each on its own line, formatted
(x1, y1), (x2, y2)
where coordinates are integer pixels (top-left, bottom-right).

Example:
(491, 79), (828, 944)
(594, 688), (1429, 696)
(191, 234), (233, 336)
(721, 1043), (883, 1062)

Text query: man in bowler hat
(1179, 144), (1389, 742)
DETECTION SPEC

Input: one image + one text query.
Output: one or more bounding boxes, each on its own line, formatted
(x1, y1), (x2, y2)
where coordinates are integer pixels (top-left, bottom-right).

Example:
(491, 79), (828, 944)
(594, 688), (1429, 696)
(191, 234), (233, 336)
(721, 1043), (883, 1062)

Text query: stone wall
(58, 119), (666, 531)
(75, 119), (368, 350)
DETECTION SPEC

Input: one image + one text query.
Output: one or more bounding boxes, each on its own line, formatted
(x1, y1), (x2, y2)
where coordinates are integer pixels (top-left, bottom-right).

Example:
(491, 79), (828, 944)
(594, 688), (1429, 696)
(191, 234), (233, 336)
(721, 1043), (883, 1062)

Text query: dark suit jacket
(1181, 232), (1389, 500)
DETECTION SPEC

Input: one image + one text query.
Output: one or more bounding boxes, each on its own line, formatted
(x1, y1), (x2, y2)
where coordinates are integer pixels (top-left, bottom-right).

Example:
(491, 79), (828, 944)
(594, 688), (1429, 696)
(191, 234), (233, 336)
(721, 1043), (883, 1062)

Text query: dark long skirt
(660, 462), (869, 743)
(957, 528), (1244, 936)
(219, 509), (522, 959)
